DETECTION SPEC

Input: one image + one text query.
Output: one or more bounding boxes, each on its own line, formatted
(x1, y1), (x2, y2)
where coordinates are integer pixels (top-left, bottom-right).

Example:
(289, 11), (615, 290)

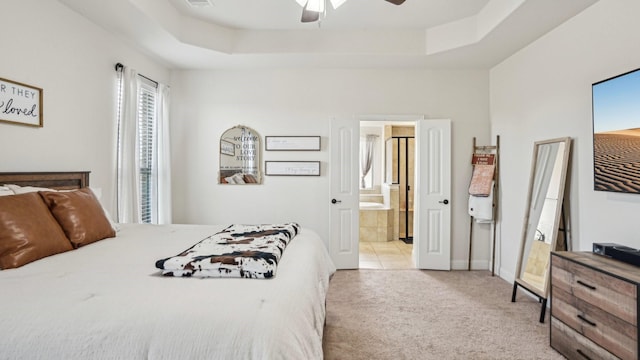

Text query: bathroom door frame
(330, 115), (451, 270)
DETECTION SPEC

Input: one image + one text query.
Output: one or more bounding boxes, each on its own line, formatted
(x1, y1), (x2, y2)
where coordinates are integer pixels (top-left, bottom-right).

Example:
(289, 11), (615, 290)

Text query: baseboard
(451, 259), (489, 270)
(499, 267), (515, 283)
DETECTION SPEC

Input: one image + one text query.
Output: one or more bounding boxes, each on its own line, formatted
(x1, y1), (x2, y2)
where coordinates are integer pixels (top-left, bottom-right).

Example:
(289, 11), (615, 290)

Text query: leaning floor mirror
(511, 137), (572, 323)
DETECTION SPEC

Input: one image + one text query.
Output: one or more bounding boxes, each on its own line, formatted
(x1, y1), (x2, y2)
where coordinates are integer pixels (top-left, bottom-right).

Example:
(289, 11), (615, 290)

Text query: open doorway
(329, 116), (450, 270)
(358, 121), (415, 269)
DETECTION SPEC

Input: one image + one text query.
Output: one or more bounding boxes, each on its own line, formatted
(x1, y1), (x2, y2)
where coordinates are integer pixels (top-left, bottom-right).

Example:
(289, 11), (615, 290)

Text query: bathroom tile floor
(359, 240), (414, 269)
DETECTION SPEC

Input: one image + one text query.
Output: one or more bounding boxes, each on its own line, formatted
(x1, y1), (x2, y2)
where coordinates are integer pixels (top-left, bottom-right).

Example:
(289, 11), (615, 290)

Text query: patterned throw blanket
(155, 223), (300, 279)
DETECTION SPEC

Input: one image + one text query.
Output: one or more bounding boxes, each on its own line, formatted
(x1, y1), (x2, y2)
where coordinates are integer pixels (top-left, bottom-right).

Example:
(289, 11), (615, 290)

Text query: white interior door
(413, 119), (452, 270)
(329, 117), (359, 269)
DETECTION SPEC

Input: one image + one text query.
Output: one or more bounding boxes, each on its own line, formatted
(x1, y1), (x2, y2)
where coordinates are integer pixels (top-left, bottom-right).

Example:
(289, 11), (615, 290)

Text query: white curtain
(116, 66), (173, 224)
(156, 83), (172, 224)
(116, 66), (141, 223)
(361, 135), (377, 188)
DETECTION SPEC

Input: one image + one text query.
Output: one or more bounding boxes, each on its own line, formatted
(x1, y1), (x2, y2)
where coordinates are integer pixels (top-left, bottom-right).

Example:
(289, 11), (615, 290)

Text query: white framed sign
(265, 136), (321, 151)
(220, 139), (235, 156)
(0, 78), (43, 127)
(265, 161), (321, 176)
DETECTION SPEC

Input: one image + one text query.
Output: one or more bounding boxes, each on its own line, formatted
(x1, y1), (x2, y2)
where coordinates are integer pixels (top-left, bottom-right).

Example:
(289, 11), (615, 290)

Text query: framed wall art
(220, 139), (235, 156)
(265, 161), (321, 176)
(265, 136), (321, 151)
(0, 77), (43, 127)
(592, 67), (640, 194)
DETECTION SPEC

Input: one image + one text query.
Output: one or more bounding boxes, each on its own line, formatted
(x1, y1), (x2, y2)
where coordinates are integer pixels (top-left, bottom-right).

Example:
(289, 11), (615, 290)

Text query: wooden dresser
(550, 251), (640, 359)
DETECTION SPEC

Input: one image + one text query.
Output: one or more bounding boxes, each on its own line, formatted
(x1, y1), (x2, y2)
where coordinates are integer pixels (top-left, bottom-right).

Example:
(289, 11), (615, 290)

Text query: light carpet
(322, 269), (563, 360)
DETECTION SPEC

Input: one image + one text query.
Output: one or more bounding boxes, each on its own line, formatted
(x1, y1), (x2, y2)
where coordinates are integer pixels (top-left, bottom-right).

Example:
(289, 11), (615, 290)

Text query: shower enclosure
(386, 136), (415, 244)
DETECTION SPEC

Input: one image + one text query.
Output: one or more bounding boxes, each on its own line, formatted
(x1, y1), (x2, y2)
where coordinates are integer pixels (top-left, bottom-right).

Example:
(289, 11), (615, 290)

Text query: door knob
(331, 198), (342, 204)
(439, 199), (449, 205)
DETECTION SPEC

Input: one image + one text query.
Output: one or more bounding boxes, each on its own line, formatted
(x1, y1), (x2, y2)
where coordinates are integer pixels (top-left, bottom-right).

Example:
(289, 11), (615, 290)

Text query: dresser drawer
(551, 317), (620, 360)
(552, 255), (637, 325)
(553, 285), (637, 359)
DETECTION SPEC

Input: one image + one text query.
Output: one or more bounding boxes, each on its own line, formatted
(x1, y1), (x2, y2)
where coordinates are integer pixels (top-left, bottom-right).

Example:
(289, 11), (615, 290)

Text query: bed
(0, 172), (336, 359)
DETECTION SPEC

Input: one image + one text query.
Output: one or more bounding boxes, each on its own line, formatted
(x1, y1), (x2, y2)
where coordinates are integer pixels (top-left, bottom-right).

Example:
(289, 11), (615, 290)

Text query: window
(360, 134), (378, 189)
(116, 70), (163, 224)
(116, 66), (171, 225)
(137, 78), (158, 224)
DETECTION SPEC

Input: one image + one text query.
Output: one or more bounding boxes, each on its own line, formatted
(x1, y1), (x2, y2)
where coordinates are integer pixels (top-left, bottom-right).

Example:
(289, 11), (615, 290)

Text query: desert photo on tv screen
(593, 68), (640, 194)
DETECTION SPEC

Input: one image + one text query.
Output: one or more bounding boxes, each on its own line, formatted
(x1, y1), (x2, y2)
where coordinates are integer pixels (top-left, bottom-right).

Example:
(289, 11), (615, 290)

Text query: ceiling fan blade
(329, 0), (348, 8)
(301, 1), (321, 22)
(301, 8), (320, 22)
(385, 0), (406, 4)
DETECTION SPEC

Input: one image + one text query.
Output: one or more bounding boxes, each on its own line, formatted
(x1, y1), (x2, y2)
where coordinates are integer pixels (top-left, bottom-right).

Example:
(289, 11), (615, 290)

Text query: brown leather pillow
(39, 188), (116, 248)
(0, 192), (73, 269)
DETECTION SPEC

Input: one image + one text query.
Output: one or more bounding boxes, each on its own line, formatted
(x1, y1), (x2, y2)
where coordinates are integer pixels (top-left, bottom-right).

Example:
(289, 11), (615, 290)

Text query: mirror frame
(513, 137), (571, 317)
(218, 125), (262, 185)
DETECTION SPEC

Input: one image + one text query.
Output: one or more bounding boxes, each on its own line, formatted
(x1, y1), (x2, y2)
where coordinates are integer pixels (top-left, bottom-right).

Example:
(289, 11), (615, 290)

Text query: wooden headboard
(0, 171), (90, 190)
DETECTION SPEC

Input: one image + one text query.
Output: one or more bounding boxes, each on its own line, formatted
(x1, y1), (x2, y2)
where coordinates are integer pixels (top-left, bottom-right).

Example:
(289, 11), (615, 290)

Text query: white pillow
(0, 186), (13, 196)
(5, 184), (53, 194)
(232, 173), (246, 184)
(87, 187), (120, 232)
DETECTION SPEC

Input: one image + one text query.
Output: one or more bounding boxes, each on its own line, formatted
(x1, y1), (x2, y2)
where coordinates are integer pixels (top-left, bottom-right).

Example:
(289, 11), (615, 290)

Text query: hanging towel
(469, 181), (494, 223)
(468, 164), (495, 196)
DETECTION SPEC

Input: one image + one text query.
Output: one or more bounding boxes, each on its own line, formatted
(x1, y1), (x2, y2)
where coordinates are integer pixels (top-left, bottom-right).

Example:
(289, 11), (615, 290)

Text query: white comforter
(0, 224), (336, 360)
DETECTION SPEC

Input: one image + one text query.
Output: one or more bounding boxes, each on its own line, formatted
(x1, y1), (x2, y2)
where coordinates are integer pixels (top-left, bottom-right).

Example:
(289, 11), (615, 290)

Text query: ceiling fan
(295, 0), (406, 23)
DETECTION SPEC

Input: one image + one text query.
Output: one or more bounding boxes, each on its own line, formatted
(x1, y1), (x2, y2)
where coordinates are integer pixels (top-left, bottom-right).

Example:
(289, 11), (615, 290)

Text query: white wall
(0, 0), (170, 213)
(6, 0), (639, 277)
(170, 68), (491, 268)
(491, 0), (640, 281)
(2, 1), (492, 269)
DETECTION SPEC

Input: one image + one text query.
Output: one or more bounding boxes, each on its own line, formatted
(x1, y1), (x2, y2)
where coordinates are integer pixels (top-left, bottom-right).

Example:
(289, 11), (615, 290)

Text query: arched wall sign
(219, 125), (262, 185)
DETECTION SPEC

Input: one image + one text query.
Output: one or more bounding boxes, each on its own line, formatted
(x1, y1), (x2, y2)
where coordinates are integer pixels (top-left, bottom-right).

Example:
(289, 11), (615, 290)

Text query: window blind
(138, 77), (158, 224)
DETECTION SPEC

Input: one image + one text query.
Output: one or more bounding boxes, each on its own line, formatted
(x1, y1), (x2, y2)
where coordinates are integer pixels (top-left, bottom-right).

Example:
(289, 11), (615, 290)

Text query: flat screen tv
(592, 67), (640, 194)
